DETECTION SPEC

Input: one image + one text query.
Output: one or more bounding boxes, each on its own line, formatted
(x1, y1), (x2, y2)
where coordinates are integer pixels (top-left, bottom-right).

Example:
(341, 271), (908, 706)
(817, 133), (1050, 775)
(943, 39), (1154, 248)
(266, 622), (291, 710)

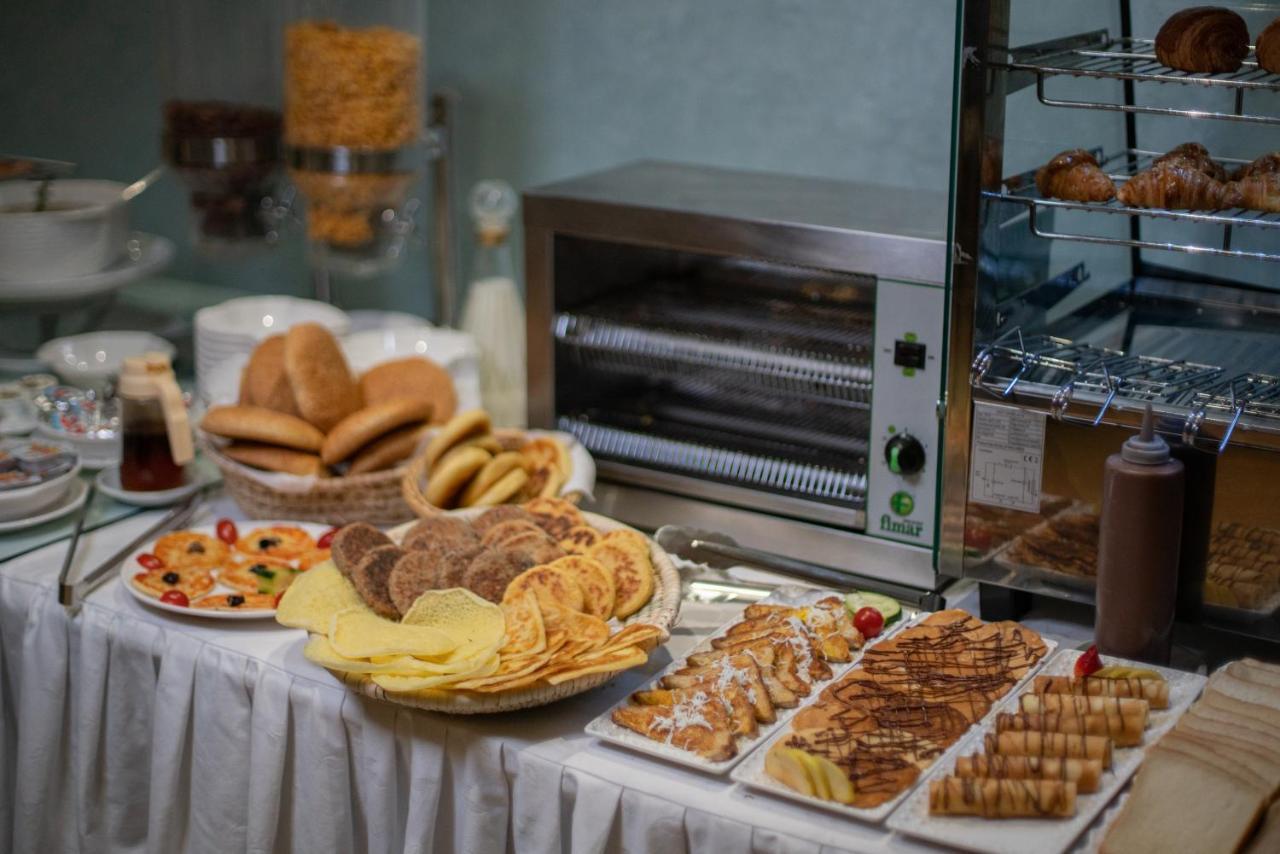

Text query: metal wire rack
(990, 148), (1280, 263)
(971, 329), (1280, 451)
(555, 312), (874, 405)
(559, 417), (867, 505)
(998, 34), (1280, 125)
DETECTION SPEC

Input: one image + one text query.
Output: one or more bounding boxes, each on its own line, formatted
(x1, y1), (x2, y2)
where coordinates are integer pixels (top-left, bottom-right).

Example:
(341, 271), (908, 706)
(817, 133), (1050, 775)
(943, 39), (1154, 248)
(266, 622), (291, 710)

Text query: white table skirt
(0, 502), (1085, 854)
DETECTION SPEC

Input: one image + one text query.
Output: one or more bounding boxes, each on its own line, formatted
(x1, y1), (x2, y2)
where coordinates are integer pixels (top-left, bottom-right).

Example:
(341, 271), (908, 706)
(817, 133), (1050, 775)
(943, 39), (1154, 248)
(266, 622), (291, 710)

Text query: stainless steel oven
(524, 161), (949, 595)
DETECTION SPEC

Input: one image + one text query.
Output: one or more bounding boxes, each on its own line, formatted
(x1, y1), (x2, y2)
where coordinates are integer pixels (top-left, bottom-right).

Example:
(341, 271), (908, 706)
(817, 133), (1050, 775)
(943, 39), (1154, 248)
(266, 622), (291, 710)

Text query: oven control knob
(885, 434), (925, 476)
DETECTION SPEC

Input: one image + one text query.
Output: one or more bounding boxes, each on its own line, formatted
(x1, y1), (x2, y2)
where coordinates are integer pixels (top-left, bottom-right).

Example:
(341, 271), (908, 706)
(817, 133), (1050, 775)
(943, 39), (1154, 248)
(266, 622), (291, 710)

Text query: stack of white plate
(194, 296), (350, 401)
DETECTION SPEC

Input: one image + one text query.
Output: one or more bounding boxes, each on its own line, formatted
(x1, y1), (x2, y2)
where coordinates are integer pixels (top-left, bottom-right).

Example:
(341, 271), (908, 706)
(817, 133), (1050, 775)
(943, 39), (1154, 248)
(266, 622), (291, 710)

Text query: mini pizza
(218, 556), (299, 596)
(192, 592), (277, 611)
(235, 525), (316, 560)
(154, 531), (229, 570)
(294, 548), (332, 571)
(132, 566), (216, 600)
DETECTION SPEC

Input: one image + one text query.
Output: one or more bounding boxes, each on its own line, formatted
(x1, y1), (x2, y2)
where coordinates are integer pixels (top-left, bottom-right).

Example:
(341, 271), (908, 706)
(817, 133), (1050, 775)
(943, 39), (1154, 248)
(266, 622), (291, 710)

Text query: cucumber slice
(844, 591), (902, 624)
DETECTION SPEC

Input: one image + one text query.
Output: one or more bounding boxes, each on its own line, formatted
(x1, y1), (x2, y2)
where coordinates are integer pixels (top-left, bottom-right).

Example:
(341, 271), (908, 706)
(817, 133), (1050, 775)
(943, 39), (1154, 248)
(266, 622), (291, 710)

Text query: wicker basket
(332, 511), (683, 714)
(204, 438), (415, 526)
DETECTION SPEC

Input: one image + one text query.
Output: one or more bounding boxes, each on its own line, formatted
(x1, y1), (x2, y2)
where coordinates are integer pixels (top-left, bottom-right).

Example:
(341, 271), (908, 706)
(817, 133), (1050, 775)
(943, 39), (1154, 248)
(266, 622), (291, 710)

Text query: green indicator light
(890, 491), (915, 516)
(903, 367), (916, 378)
(887, 425), (897, 435)
(904, 332), (918, 342)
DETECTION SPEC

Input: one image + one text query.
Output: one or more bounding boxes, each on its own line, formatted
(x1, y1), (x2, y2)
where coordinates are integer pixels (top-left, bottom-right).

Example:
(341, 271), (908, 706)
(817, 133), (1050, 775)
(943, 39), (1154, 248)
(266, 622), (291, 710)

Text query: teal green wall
(1, 1), (959, 318)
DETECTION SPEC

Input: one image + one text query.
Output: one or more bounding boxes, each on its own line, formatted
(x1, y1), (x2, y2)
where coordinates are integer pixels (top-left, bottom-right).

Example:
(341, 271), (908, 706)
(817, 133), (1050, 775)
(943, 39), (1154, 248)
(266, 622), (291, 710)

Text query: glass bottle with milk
(460, 180), (527, 427)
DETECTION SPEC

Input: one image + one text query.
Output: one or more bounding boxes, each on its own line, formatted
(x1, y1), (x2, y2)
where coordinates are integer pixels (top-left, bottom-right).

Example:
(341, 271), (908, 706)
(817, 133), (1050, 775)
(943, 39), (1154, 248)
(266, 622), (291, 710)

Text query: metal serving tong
(57, 491), (202, 612)
(656, 525), (944, 610)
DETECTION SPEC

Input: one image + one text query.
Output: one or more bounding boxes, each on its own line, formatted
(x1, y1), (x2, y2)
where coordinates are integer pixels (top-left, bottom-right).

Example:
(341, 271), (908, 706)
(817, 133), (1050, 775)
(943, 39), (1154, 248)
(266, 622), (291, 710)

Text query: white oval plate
(0, 477), (89, 533)
(95, 466), (202, 507)
(119, 519), (333, 620)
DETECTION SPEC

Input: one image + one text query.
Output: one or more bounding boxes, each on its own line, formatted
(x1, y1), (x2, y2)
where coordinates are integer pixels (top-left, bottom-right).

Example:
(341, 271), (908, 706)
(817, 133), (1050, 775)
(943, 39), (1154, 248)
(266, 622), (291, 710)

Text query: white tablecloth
(0, 499), (1085, 854)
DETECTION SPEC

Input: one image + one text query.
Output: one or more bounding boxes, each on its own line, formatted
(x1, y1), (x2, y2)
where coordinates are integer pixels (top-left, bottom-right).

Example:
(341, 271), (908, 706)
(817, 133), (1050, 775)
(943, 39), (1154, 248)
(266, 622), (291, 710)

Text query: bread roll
(359, 357), (457, 424)
(347, 421), (429, 475)
(241, 335), (300, 416)
(321, 398), (434, 465)
(284, 323), (361, 432)
(1035, 149), (1116, 202)
(1257, 17), (1280, 75)
(1154, 7), (1249, 73)
(421, 410), (492, 470)
(221, 441), (325, 476)
(201, 405), (325, 452)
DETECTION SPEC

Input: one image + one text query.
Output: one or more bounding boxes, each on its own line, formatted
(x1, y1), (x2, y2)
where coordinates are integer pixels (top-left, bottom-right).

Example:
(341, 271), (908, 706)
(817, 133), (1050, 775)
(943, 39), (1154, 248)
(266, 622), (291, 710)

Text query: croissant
(1258, 18), (1280, 75)
(1224, 172), (1280, 212)
(1117, 162), (1231, 210)
(1035, 149), (1116, 202)
(1155, 7), (1250, 73)
(1154, 142), (1228, 181)
(1231, 152), (1280, 181)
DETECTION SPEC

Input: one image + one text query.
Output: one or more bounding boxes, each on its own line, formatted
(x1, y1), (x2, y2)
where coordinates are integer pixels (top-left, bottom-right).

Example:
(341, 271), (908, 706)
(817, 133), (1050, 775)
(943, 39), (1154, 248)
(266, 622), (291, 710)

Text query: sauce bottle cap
(1121, 403), (1170, 465)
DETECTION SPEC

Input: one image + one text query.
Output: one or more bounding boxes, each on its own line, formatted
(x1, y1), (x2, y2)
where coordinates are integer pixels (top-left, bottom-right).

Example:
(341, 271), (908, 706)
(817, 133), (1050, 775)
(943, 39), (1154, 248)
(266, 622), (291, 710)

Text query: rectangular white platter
(886, 648), (1207, 854)
(730, 623), (1058, 824)
(584, 588), (920, 776)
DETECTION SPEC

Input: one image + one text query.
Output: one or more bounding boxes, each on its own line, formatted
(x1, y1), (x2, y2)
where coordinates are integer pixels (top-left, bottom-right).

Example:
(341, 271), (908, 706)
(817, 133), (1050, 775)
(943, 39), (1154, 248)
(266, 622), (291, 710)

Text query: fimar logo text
(880, 514), (924, 538)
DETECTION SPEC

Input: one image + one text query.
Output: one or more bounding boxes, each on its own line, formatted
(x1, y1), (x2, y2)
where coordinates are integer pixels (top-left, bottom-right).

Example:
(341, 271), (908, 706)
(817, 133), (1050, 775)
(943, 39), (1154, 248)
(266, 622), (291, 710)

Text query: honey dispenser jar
(117, 354), (194, 492)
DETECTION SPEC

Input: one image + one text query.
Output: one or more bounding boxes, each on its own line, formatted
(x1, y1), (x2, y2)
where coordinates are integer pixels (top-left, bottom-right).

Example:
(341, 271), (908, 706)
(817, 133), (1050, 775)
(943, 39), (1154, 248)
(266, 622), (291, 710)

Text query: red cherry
(316, 527), (339, 549)
(160, 590), (190, 607)
(853, 606), (885, 639)
(216, 519), (239, 544)
(137, 553), (163, 570)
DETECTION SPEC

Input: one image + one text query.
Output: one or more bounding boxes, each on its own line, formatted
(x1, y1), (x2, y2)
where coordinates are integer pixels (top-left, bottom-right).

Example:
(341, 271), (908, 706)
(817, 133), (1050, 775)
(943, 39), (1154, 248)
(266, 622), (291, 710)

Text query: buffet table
(0, 495), (1089, 854)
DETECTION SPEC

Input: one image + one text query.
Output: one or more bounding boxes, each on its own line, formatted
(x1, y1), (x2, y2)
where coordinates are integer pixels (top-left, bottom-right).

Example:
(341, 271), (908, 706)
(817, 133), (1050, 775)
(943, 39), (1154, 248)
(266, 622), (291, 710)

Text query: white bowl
(0, 180), (129, 281)
(195, 296), (349, 342)
(35, 422), (120, 469)
(37, 331), (175, 393)
(0, 457), (81, 521)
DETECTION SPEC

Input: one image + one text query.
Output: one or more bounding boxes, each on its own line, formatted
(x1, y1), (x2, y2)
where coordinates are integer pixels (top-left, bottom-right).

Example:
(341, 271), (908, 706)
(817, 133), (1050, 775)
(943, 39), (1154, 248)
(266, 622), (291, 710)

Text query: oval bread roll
(242, 335), (300, 416)
(359, 357), (458, 424)
(284, 323), (362, 432)
(425, 446), (491, 508)
(422, 410), (491, 470)
(470, 467), (529, 507)
(201, 405), (325, 452)
(321, 398), (434, 465)
(348, 421), (430, 475)
(221, 441), (326, 476)
(459, 452), (525, 506)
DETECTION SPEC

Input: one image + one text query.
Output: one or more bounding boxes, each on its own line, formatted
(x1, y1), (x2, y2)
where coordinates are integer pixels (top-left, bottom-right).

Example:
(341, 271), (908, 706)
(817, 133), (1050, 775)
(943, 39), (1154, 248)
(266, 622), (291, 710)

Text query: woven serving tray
(330, 509), (683, 714)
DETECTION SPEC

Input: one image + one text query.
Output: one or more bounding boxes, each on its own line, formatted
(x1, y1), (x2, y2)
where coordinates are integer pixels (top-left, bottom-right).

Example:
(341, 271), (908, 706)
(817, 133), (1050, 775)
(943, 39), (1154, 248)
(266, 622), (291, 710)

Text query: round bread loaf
(473, 505), (538, 534)
(462, 548), (536, 603)
(284, 323), (362, 432)
(387, 545), (479, 614)
(422, 410), (491, 470)
(401, 515), (480, 553)
(322, 398), (434, 465)
(471, 468), (529, 507)
(359, 357), (458, 424)
(221, 441), (325, 476)
(1259, 18), (1280, 75)
(201, 405), (325, 452)
(347, 421), (429, 475)
(242, 335), (300, 416)
(330, 522), (393, 578)
(459, 452), (525, 506)
(350, 544), (404, 619)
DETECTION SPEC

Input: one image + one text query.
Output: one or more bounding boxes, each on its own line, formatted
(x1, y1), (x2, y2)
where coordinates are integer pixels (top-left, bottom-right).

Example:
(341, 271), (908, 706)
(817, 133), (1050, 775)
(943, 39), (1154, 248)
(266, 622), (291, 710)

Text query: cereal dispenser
(283, 0), (429, 278)
(162, 0), (285, 253)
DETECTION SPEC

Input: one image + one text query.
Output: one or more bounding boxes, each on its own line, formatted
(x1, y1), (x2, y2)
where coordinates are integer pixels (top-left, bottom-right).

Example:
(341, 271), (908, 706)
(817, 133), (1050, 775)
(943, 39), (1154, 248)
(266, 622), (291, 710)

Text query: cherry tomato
(316, 527), (340, 549)
(137, 553), (163, 570)
(160, 590), (190, 607)
(216, 518), (239, 544)
(964, 523), (992, 552)
(1075, 644), (1103, 678)
(273, 592), (286, 609)
(853, 606), (885, 639)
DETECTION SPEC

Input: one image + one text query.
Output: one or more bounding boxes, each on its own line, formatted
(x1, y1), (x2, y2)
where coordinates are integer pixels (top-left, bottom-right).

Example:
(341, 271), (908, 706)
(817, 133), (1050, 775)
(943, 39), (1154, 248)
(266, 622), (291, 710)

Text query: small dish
(0, 451), (80, 521)
(194, 295), (349, 343)
(95, 466), (202, 507)
(0, 476), (88, 532)
(37, 331), (175, 393)
(35, 422), (120, 469)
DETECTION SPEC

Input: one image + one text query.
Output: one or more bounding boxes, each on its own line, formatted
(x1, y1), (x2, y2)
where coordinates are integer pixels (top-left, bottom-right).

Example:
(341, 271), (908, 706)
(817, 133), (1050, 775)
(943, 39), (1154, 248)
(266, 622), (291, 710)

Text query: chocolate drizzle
(778, 610), (1048, 808)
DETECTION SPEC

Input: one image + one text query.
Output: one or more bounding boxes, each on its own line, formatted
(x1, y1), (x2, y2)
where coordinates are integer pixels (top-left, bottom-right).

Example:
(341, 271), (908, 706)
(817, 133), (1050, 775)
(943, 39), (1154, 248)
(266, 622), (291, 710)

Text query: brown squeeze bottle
(1095, 405), (1184, 664)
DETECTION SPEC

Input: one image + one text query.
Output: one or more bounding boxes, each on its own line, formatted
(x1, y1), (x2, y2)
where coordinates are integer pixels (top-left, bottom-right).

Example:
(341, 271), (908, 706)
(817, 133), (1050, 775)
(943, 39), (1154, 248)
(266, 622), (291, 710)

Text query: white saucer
(0, 234), (175, 304)
(95, 466), (201, 507)
(0, 478), (89, 533)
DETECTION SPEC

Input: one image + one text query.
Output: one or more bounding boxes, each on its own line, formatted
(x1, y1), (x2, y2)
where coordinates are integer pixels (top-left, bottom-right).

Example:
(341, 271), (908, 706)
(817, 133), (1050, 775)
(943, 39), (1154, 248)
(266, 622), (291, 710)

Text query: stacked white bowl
(194, 296), (350, 402)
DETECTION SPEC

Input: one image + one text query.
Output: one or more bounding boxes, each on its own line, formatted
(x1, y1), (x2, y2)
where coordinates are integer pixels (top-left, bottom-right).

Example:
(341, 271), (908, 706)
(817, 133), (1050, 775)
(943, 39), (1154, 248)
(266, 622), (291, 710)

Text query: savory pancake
(132, 566), (216, 600)
(154, 532), (229, 570)
(235, 525), (316, 560)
